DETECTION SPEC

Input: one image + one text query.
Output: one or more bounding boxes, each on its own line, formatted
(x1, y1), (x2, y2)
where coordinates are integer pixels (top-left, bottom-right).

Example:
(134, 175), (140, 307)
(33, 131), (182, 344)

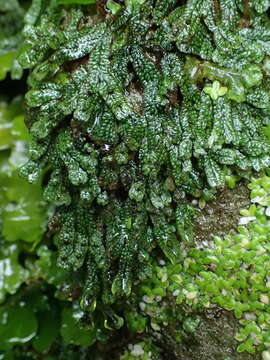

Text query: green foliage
(13, 0), (270, 332)
(0, 244), (29, 302)
(0, 303), (38, 351)
(149, 172), (270, 355)
(113, 172), (270, 358)
(58, 0), (95, 4)
(0, 0), (26, 79)
(2, 0), (270, 358)
(0, 98), (48, 246)
(60, 305), (96, 346)
(0, 97), (109, 358)
(120, 341), (162, 359)
(0, 52), (17, 81)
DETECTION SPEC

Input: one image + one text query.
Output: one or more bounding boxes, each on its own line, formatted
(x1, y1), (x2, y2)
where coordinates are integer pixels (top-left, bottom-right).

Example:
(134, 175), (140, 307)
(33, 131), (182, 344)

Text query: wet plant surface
(1, 0), (270, 359)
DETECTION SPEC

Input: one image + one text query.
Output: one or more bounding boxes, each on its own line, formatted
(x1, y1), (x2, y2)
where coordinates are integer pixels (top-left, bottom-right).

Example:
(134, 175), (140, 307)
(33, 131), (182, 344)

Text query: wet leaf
(0, 107), (13, 151)
(0, 52), (16, 81)
(0, 244), (29, 303)
(0, 303), (38, 350)
(2, 199), (46, 243)
(60, 305), (96, 346)
(35, 245), (68, 286)
(32, 310), (60, 352)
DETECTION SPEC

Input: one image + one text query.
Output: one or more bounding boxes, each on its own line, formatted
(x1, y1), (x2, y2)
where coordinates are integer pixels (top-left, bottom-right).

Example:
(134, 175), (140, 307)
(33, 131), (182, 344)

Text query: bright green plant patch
(1, 0), (270, 359)
(136, 172), (270, 356)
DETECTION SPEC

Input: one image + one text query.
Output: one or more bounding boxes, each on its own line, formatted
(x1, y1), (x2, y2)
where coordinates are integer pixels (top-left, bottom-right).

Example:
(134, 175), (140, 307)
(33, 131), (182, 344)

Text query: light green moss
(136, 172), (270, 357)
(120, 341), (161, 360)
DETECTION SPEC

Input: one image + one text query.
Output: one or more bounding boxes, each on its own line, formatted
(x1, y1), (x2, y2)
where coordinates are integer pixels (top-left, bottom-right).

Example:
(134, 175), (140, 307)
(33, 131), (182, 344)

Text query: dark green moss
(1, 0), (270, 358)
(16, 0), (270, 311)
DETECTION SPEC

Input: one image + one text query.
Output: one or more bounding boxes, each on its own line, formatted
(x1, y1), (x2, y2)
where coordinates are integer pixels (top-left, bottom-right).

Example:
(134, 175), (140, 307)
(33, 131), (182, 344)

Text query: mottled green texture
(142, 172), (270, 356)
(2, 1), (270, 358)
(0, 100), (266, 360)
(118, 175), (270, 359)
(0, 99), (60, 356)
(17, 0), (270, 315)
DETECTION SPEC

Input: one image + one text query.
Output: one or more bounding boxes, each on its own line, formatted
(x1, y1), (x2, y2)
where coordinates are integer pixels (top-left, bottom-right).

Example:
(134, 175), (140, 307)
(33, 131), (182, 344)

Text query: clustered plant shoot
(1, 0), (270, 359)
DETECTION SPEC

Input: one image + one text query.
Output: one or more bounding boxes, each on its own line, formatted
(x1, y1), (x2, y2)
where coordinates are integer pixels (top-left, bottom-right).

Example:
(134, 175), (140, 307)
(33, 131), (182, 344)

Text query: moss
(16, 0), (270, 314)
(2, 0), (270, 358)
(125, 172), (270, 358)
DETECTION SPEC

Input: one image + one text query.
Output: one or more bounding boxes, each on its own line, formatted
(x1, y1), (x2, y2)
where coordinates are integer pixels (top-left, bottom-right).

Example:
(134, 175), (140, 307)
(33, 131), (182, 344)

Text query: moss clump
(134, 172), (270, 357)
(1, 0), (270, 357)
(16, 0), (270, 314)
